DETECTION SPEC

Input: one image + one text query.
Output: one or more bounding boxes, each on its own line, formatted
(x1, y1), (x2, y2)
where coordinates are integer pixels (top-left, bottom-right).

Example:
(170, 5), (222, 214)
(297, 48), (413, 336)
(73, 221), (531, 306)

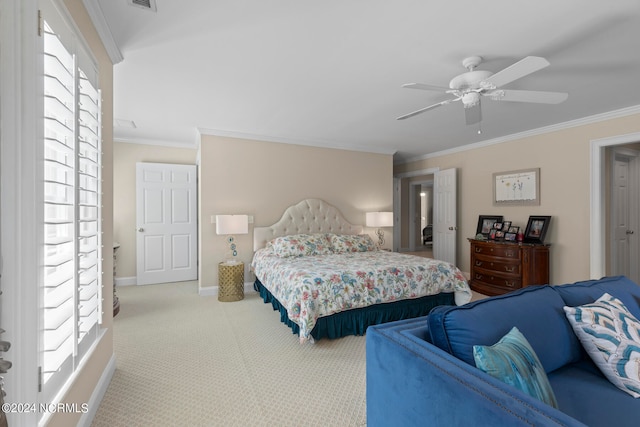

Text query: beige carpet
(92, 281), (367, 427)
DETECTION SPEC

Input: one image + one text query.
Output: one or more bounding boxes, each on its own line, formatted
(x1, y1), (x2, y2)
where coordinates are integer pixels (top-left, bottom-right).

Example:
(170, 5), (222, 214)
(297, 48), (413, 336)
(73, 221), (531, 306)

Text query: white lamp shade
(366, 212), (394, 228)
(215, 214), (249, 235)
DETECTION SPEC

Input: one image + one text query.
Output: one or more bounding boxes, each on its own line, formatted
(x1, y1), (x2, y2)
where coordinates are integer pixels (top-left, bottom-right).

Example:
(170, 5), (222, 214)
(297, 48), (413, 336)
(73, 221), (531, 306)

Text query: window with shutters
(41, 6), (102, 405)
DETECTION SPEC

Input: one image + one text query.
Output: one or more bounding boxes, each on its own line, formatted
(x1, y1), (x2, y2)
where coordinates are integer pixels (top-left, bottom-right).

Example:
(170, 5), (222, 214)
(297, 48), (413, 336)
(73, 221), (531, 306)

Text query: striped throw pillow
(564, 293), (640, 398)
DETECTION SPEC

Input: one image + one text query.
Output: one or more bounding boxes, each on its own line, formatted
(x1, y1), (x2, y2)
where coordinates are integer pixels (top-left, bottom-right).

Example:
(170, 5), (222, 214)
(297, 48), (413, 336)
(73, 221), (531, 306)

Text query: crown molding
(82, 0), (123, 64)
(398, 105), (640, 165)
(197, 127), (397, 156)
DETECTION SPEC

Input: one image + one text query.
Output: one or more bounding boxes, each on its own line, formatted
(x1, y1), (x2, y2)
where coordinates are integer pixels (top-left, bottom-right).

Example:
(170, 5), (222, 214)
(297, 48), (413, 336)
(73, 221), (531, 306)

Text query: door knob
(627, 230), (635, 235)
(138, 228), (144, 232)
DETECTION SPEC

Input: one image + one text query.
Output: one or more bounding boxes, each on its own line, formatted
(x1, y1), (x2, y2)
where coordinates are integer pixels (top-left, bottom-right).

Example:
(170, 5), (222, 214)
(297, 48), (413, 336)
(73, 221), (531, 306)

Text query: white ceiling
(92, 0), (640, 163)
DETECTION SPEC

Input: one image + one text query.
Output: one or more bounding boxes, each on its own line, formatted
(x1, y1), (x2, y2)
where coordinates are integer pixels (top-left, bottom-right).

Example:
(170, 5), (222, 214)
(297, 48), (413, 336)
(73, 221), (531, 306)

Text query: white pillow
(563, 293), (640, 398)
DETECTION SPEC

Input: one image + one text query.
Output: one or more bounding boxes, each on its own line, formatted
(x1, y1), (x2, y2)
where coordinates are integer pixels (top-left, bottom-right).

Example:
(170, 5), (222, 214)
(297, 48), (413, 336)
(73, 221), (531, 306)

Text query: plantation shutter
(41, 3), (102, 404)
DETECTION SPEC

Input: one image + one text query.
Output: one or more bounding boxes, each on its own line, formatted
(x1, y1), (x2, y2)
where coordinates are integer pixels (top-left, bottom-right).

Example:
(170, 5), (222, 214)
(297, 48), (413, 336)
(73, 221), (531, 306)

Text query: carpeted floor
(91, 281), (367, 427)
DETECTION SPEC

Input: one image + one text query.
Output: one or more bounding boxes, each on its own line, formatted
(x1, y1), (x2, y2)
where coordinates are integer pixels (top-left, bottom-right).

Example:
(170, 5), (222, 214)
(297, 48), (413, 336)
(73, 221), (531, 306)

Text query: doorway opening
(410, 179), (434, 255)
(590, 131), (640, 282)
(608, 146), (640, 283)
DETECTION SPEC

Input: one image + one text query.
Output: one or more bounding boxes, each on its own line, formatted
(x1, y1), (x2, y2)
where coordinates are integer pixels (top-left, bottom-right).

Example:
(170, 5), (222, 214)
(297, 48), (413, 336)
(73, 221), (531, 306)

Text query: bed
(251, 199), (471, 342)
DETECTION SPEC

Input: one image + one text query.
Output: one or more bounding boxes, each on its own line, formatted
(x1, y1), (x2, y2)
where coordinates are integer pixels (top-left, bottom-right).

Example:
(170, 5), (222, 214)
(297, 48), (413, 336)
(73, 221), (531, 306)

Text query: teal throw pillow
(473, 326), (559, 408)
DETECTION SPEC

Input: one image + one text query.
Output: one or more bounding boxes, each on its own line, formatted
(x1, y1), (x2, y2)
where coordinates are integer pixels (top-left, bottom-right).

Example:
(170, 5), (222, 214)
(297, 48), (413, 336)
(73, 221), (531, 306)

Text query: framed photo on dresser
(476, 215), (504, 237)
(524, 216), (551, 244)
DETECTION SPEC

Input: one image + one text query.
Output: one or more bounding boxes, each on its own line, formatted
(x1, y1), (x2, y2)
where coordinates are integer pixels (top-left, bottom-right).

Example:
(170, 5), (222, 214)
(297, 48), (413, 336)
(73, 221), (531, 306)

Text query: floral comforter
(251, 248), (471, 342)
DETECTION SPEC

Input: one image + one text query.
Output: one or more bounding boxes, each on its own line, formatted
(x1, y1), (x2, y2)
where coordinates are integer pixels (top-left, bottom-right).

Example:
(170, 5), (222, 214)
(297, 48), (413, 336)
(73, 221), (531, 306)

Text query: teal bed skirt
(253, 279), (455, 340)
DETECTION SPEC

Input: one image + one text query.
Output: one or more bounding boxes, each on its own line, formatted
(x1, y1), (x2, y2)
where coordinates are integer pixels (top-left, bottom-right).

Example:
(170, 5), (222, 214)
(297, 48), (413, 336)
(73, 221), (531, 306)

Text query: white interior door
(433, 168), (457, 265)
(136, 163), (197, 285)
(611, 149), (639, 283)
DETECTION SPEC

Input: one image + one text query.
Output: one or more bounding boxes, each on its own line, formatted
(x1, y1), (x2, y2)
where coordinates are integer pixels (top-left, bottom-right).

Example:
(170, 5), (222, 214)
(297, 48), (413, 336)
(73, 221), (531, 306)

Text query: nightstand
(218, 261), (244, 302)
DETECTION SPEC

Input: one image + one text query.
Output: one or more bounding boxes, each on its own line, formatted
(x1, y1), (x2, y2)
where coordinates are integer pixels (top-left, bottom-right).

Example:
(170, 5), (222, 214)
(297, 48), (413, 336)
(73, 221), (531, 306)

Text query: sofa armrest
(366, 320), (587, 427)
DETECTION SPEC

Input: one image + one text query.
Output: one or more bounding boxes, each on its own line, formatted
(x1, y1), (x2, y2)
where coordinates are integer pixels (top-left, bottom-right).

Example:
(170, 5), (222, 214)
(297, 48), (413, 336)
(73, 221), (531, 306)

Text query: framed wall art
(493, 168), (540, 206)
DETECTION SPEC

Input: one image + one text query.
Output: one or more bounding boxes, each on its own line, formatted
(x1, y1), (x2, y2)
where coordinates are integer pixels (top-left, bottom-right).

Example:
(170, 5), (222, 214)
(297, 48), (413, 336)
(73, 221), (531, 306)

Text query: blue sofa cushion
(553, 275), (640, 319)
(549, 359), (640, 427)
(429, 285), (582, 372)
(473, 327), (559, 408)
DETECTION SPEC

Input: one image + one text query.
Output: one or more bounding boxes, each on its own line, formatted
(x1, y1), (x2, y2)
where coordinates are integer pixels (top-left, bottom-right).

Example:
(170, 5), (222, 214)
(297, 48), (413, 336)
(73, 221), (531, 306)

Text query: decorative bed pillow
(269, 234), (332, 257)
(330, 234), (376, 253)
(473, 327), (559, 408)
(563, 293), (640, 398)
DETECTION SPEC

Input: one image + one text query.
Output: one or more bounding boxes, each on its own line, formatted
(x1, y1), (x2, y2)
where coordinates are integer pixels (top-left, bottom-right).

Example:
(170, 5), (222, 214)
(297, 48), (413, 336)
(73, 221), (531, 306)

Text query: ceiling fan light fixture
(398, 55), (565, 124)
(462, 92), (480, 108)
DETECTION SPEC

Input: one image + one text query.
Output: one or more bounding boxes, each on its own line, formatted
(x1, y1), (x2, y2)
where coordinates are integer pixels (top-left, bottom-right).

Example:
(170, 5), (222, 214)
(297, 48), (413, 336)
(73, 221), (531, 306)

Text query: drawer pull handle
(505, 250), (514, 257)
(504, 266), (516, 273)
(505, 280), (515, 287)
(475, 261), (482, 266)
(475, 247), (481, 253)
(475, 274), (483, 280)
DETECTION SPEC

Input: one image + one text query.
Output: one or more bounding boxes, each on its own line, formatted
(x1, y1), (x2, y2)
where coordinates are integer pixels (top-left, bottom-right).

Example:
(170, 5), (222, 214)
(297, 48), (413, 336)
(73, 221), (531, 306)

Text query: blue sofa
(366, 276), (640, 427)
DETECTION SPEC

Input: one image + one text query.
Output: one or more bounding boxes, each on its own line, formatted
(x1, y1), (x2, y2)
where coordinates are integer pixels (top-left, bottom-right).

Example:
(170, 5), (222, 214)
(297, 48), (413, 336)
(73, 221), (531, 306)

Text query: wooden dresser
(468, 238), (550, 296)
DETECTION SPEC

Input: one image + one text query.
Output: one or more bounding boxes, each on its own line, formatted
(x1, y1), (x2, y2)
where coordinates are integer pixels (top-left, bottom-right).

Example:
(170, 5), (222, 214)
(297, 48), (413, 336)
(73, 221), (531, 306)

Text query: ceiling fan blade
(488, 89), (568, 104)
(482, 56), (550, 89)
(402, 83), (451, 92)
(464, 103), (482, 125)
(396, 98), (458, 120)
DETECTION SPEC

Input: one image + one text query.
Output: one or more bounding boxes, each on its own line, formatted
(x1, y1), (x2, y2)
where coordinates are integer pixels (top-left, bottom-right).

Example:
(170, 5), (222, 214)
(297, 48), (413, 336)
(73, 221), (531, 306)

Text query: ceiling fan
(397, 56), (568, 125)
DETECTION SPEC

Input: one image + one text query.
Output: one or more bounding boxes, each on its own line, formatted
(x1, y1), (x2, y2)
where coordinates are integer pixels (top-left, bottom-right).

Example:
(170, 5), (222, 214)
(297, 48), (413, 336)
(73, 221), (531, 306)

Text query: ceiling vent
(127, 0), (157, 12)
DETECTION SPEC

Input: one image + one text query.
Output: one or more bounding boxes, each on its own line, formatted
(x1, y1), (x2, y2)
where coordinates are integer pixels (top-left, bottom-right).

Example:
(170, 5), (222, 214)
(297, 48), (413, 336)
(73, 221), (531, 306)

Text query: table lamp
(215, 214), (249, 264)
(366, 211), (394, 247)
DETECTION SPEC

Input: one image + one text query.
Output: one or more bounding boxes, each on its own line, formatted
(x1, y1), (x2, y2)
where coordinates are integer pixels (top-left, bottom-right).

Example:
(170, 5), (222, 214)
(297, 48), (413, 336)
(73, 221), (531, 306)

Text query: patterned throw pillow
(329, 234), (377, 253)
(269, 234), (332, 258)
(564, 293), (640, 398)
(473, 327), (559, 408)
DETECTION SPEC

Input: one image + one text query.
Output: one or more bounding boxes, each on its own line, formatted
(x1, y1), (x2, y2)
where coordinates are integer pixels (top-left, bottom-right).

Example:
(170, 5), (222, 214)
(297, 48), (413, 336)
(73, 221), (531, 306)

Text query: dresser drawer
(472, 243), (519, 259)
(471, 278), (521, 297)
(473, 255), (521, 275)
(472, 270), (521, 290)
(469, 238), (549, 296)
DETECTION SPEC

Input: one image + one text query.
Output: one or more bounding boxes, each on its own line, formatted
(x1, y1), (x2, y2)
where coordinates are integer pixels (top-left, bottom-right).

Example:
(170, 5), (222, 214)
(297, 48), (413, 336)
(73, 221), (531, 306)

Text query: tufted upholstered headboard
(253, 199), (364, 251)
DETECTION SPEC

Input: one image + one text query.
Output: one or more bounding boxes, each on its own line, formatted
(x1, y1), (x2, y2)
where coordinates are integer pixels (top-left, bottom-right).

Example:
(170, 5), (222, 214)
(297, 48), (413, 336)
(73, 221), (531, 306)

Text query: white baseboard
(77, 353), (116, 427)
(115, 276), (136, 286)
(199, 282), (256, 297)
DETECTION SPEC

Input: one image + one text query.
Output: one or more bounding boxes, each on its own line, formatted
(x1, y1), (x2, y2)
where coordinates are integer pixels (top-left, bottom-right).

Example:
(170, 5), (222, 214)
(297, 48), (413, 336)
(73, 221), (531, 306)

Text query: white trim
(115, 276), (137, 286)
(198, 127), (397, 156)
(81, 0), (123, 64)
(400, 105), (640, 165)
(395, 167), (440, 179)
(198, 282), (255, 297)
(1, 1), (41, 425)
(590, 131), (640, 279)
(77, 354), (116, 427)
(40, 329), (108, 426)
(114, 136), (200, 149)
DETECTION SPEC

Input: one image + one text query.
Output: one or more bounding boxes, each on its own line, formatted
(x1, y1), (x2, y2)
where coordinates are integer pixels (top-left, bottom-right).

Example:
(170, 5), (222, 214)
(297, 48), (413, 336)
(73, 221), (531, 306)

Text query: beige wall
(113, 141), (198, 278)
(199, 135), (393, 290)
(52, 1), (113, 426)
(394, 112), (640, 286)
